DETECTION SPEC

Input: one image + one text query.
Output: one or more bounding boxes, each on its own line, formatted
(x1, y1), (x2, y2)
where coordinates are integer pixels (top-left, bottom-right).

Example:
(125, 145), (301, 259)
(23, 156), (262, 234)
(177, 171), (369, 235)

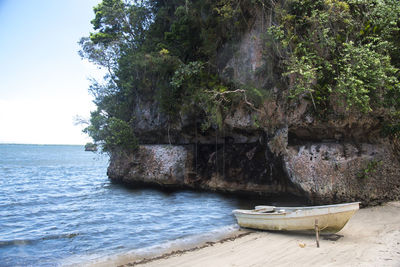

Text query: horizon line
(0, 142), (88, 146)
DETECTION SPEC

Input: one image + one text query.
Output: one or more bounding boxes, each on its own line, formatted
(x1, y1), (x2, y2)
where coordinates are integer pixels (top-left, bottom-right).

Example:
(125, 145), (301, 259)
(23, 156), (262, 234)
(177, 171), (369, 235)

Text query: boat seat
(254, 206), (275, 213)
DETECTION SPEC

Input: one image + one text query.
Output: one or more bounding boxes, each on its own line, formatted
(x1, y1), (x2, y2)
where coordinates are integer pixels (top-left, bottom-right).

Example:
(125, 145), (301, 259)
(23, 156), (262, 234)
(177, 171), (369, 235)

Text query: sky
(0, 0), (104, 145)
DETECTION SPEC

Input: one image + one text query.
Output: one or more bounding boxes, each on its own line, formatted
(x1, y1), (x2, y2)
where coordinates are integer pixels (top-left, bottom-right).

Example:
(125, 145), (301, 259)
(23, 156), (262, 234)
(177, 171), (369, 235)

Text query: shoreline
(82, 229), (249, 267)
(89, 201), (400, 267)
(127, 231), (252, 266)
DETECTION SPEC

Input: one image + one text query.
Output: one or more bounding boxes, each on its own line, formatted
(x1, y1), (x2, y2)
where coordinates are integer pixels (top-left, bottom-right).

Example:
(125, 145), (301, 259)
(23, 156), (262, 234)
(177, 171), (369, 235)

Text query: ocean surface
(0, 144), (304, 266)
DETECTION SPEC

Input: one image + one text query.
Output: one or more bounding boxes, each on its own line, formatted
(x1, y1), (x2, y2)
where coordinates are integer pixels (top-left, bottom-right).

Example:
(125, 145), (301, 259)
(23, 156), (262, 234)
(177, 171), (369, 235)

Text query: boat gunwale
(233, 209), (357, 221)
(254, 202), (360, 210)
(233, 202), (360, 217)
(274, 202), (360, 210)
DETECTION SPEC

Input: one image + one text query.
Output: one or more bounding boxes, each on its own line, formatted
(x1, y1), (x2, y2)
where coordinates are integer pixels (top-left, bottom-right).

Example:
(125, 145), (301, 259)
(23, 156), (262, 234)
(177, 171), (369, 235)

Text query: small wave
(133, 224), (239, 256)
(76, 225), (239, 266)
(0, 233), (80, 248)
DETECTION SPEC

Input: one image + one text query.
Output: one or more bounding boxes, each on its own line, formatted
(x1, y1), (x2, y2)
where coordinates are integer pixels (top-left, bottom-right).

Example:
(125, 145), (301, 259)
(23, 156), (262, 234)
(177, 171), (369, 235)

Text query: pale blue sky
(0, 0), (103, 144)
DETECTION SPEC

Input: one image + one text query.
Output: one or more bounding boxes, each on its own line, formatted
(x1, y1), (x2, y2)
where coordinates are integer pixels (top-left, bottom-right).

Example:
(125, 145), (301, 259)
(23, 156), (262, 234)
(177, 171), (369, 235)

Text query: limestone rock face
(108, 145), (189, 186)
(220, 10), (265, 89)
(284, 143), (400, 205)
(108, 143), (303, 197)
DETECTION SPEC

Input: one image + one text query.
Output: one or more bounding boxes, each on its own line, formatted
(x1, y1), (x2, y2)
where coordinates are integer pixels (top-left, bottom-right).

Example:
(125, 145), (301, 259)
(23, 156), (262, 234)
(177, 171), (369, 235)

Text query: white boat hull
(233, 202), (359, 234)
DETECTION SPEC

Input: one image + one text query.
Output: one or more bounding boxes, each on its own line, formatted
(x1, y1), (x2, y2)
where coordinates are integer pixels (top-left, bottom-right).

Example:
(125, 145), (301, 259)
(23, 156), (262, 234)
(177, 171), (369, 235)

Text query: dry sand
(92, 202), (400, 267)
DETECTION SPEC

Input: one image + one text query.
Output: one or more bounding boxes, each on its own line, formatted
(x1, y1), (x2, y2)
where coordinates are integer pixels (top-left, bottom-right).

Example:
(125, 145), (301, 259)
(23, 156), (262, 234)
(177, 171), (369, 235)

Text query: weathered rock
(108, 142), (303, 197)
(108, 145), (189, 186)
(130, 95), (263, 145)
(220, 10), (265, 88)
(284, 142), (400, 205)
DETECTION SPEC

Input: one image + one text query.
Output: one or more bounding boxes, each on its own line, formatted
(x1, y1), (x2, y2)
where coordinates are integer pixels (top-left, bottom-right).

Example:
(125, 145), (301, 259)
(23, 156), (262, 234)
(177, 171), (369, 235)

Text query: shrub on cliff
(80, 0), (400, 150)
(80, 0), (256, 150)
(266, 0), (400, 118)
(83, 110), (138, 152)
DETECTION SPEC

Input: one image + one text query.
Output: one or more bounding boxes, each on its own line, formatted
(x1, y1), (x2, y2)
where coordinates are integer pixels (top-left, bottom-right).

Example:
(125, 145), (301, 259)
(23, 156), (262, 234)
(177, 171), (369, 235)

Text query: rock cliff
(107, 8), (400, 206)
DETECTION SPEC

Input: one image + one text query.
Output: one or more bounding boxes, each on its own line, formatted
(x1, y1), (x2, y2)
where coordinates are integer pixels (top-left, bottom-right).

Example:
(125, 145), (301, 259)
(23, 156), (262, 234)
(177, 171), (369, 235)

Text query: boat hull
(233, 202), (359, 234)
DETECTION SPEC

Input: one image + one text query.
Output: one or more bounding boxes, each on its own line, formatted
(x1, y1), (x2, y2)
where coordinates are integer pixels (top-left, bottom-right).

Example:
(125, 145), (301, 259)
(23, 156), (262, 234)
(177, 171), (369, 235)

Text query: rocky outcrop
(107, 8), (400, 206)
(108, 145), (189, 186)
(108, 139), (400, 205)
(284, 143), (400, 205)
(109, 142), (303, 197)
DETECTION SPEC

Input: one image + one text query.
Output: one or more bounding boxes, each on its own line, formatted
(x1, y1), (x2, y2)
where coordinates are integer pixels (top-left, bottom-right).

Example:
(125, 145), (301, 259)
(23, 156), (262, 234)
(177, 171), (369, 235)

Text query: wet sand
(91, 201), (400, 267)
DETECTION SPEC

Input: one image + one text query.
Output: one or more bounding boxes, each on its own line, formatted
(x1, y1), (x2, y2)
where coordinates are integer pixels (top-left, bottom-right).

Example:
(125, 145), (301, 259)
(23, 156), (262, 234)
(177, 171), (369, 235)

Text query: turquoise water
(0, 144), (266, 266)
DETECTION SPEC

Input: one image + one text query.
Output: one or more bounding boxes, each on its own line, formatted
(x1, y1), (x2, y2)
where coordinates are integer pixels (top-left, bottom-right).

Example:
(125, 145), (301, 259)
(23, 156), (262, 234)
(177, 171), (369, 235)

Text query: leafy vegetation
(266, 0), (400, 116)
(80, 0), (254, 151)
(84, 142), (98, 152)
(80, 0), (400, 151)
(357, 160), (382, 179)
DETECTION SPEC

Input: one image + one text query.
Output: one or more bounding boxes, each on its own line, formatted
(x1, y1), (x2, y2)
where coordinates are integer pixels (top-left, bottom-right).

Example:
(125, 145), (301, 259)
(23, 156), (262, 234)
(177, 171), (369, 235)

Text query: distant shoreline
(0, 143), (85, 146)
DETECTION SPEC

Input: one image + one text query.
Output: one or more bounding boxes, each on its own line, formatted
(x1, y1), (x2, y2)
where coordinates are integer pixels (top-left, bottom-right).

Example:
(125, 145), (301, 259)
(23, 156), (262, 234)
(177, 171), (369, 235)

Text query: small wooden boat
(233, 202), (360, 234)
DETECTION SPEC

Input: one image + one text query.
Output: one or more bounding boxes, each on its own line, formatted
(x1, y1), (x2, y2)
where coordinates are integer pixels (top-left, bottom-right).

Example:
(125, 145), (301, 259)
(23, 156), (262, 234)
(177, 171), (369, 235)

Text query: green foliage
(80, 0), (258, 150)
(170, 61), (205, 89)
(83, 110), (138, 152)
(84, 142), (97, 151)
(161, 61), (205, 117)
(81, 0), (400, 151)
(335, 42), (399, 112)
(357, 160), (382, 179)
(167, 60), (235, 129)
(90, 0), (150, 47)
(104, 117), (138, 152)
(267, 0), (400, 117)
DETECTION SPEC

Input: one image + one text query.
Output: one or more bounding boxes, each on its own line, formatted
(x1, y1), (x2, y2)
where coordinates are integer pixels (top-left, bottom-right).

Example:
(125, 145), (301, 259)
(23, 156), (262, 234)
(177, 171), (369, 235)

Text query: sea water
(0, 144), (304, 266)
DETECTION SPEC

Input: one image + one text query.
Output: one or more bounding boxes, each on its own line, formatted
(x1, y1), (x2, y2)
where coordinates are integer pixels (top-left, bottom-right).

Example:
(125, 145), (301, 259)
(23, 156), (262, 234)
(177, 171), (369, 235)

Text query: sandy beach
(92, 202), (400, 267)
